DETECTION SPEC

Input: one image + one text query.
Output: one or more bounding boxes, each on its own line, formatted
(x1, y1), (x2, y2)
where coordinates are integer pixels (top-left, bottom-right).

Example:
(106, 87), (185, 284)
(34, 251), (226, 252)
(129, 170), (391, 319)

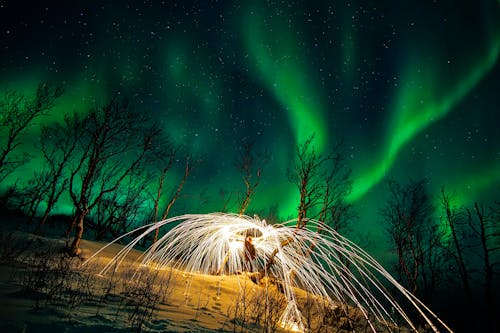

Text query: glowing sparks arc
(86, 213), (453, 333)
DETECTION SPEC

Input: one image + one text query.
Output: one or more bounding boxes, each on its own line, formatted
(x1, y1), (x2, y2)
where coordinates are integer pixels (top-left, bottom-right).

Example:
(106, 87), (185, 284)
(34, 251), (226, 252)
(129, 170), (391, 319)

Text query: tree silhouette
(317, 142), (352, 234)
(152, 156), (192, 243)
(20, 170), (50, 224)
(466, 201), (500, 322)
(149, 137), (179, 242)
(259, 135), (352, 280)
(89, 175), (150, 240)
(234, 141), (268, 215)
(382, 179), (442, 296)
(0, 83), (63, 182)
(437, 193), (500, 331)
(289, 135), (330, 228)
(32, 114), (80, 233)
(289, 134), (352, 230)
(440, 187), (472, 301)
(66, 95), (161, 256)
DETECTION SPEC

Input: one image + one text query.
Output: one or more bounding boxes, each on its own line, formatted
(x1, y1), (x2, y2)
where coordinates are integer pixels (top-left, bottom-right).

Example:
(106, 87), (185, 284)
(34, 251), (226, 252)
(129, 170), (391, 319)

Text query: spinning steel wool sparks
(86, 213), (453, 332)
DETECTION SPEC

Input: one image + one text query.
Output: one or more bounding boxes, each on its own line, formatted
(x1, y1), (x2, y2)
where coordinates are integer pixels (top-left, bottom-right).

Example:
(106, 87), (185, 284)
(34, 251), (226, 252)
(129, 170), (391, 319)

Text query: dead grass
(0, 232), (410, 333)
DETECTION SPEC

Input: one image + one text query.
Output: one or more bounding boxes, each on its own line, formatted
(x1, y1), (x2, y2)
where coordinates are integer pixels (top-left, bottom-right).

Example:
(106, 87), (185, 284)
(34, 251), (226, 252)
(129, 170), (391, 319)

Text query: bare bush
(0, 231), (34, 264)
(20, 245), (83, 309)
(112, 267), (175, 332)
(226, 279), (287, 333)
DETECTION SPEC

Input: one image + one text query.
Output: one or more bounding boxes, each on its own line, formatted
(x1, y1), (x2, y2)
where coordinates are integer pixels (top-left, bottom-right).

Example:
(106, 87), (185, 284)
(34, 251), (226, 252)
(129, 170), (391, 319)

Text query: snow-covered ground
(0, 233), (254, 332)
(0, 230), (374, 333)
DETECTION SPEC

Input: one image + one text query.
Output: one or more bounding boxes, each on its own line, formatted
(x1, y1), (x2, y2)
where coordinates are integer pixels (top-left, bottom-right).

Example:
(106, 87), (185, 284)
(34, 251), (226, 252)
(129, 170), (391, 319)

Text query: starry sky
(1, 0), (499, 240)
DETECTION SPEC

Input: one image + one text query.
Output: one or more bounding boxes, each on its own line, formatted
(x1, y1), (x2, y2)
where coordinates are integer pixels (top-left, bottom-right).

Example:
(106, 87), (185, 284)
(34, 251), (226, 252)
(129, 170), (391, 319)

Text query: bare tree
(317, 144), (353, 234)
(382, 179), (439, 296)
(259, 135), (352, 280)
(289, 135), (327, 228)
(32, 114), (80, 233)
(0, 83), (63, 182)
(467, 201), (500, 316)
(440, 188), (472, 301)
(152, 156), (192, 243)
(289, 135), (352, 230)
(234, 141), (268, 215)
(159, 157), (191, 221)
(66, 95), (161, 255)
(20, 170), (50, 224)
(147, 138), (179, 243)
(89, 175), (151, 240)
(150, 147), (177, 226)
(425, 222), (449, 298)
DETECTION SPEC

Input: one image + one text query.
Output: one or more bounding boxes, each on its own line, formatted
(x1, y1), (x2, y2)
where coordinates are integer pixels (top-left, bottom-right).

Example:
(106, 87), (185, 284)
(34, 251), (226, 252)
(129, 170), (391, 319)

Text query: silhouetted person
(244, 236), (256, 272)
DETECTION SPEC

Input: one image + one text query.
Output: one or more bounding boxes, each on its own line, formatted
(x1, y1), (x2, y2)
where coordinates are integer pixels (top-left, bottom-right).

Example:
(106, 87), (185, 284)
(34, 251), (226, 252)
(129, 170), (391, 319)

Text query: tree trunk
(442, 189), (472, 301)
(69, 210), (86, 256)
(154, 159), (190, 243)
(297, 178), (307, 228)
(474, 203), (493, 321)
(152, 170), (166, 243)
(450, 214), (472, 300)
(35, 206), (51, 235)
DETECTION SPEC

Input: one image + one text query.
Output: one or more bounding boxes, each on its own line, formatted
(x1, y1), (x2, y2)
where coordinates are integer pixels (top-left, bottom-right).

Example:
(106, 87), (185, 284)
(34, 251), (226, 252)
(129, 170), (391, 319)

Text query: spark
(86, 213), (453, 332)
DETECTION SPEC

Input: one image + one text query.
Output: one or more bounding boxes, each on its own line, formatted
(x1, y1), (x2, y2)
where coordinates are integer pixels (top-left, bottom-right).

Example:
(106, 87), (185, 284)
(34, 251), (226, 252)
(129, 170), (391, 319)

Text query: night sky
(1, 0), (499, 242)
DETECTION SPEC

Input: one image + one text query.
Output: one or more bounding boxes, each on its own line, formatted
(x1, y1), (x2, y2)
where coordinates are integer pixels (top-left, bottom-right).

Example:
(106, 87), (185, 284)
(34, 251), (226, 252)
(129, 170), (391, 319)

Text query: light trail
(86, 213), (453, 332)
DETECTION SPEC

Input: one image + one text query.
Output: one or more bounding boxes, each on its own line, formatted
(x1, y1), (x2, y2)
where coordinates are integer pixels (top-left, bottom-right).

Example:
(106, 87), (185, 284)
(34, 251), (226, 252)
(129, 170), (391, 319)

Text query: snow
(0, 226), (417, 333)
(0, 231), (294, 332)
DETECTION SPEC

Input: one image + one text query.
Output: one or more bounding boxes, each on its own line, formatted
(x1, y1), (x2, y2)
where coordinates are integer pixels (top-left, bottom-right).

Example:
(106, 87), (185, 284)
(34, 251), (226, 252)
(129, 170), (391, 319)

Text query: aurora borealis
(1, 0), (499, 237)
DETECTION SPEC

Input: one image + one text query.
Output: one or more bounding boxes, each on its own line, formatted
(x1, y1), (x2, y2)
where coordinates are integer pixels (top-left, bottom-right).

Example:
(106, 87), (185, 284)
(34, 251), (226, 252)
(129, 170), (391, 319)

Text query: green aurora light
(242, 2), (328, 152)
(0, 0), (498, 229)
(348, 33), (500, 203)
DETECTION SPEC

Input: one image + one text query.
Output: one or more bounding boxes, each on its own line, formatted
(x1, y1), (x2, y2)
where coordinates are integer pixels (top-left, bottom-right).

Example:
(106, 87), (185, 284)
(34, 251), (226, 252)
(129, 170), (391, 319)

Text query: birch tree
(66, 95), (160, 255)
(0, 83), (62, 182)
